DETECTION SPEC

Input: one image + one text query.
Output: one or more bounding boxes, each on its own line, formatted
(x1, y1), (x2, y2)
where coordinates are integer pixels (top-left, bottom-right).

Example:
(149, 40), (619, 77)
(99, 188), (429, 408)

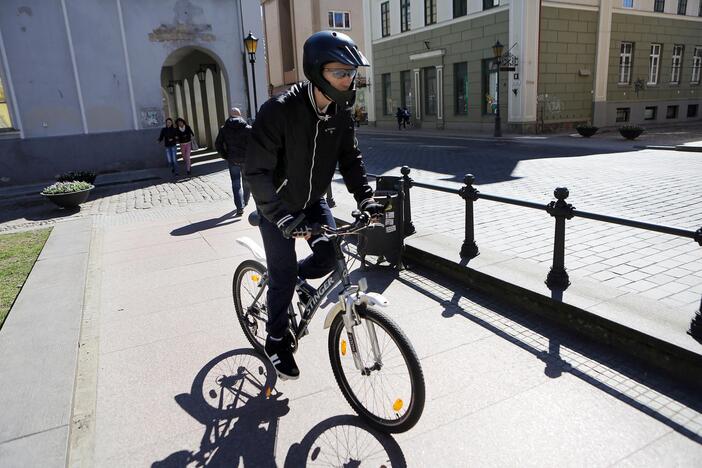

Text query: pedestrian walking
(175, 118), (195, 176)
(395, 107), (407, 130)
(215, 107), (251, 216)
(157, 118), (179, 175)
(245, 30), (383, 380)
(402, 106), (411, 128)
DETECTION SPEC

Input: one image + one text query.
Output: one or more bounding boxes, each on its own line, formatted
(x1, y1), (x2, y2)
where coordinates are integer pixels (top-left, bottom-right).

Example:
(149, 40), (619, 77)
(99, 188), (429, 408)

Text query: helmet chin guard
(303, 31), (369, 110)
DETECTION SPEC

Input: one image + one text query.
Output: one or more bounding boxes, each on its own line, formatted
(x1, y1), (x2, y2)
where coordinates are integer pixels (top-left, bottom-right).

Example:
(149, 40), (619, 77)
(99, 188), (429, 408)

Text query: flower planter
(41, 187), (93, 209)
(576, 126), (598, 138)
(619, 127), (644, 140)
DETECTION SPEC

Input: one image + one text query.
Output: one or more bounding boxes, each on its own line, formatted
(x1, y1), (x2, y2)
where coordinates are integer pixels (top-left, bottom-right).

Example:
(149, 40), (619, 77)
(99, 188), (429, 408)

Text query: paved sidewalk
(61, 199), (702, 465)
(0, 159), (701, 465)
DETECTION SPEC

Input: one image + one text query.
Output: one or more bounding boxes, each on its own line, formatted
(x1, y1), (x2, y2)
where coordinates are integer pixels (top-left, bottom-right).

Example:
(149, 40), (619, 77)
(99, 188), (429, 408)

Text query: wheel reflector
(393, 399), (404, 411)
(341, 340), (347, 356)
(251, 274), (260, 282)
(266, 386), (271, 398)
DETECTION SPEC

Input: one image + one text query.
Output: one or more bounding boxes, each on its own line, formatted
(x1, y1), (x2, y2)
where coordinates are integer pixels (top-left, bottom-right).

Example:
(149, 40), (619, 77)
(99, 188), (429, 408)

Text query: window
(400, 0), (411, 32)
(454, 0), (467, 17)
(654, 0), (665, 12)
(623, 0), (633, 7)
(424, 67), (437, 116)
(677, 0), (687, 14)
(482, 59), (498, 114)
(382, 73), (392, 115)
(619, 42), (634, 84)
(381, 2), (390, 37)
(483, 0), (499, 9)
(328, 11), (350, 29)
(616, 108), (630, 122)
(688, 104), (699, 117)
(666, 105), (678, 118)
(0, 76), (13, 130)
(692, 47), (702, 84)
(671, 44), (684, 83)
(648, 44), (661, 85)
(425, 0), (437, 25)
(400, 70), (412, 109)
(454, 62), (468, 115)
(644, 106), (657, 120)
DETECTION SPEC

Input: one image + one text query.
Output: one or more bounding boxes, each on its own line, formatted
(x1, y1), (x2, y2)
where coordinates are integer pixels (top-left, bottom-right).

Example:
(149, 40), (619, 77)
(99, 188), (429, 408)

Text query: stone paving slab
(0, 218), (91, 467)
(77, 202), (701, 467)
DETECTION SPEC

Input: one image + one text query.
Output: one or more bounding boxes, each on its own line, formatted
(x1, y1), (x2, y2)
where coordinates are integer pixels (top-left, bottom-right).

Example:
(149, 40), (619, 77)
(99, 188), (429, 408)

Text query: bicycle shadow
(393, 265), (702, 444)
(151, 349), (289, 467)
(284, 415), (407, 468)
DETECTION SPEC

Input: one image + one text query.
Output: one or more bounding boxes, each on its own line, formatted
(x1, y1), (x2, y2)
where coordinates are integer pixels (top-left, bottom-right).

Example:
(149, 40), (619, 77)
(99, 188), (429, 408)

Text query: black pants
(258, 198), (337, 337)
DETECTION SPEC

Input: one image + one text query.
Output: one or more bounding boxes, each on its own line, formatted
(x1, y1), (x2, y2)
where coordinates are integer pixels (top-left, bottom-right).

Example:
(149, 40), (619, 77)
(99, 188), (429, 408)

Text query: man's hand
(277, 214), (312, 239)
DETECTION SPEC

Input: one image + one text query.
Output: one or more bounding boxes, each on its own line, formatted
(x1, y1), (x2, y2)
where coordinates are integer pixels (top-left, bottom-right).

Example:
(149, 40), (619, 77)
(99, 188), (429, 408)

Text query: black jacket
(245, 82), (373, 226)
(175, 125), (193, 143)
(158, 126), (178, 147)
(215, 117), (250, 164)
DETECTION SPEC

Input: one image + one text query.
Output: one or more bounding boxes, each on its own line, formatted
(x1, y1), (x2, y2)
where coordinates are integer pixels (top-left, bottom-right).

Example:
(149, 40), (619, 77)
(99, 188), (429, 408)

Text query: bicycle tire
(328, 304), (425, 433)
(233, 259), (270, 354)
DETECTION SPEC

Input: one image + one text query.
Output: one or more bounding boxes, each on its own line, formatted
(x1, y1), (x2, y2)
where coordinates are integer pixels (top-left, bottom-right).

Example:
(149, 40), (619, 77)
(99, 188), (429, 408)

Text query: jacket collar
(307, 83), (333, 121)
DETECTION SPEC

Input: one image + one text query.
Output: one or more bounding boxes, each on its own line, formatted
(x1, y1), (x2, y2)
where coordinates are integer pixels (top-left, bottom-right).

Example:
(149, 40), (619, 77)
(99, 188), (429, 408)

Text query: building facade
(366, 0), (702, 132)
(261, 0), (375, 122)
(0, 0), (266, 186)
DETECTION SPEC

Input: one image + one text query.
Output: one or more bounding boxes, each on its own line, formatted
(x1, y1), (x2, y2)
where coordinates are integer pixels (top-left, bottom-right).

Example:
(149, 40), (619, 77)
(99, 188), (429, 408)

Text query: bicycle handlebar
(248, 210), (376, 237)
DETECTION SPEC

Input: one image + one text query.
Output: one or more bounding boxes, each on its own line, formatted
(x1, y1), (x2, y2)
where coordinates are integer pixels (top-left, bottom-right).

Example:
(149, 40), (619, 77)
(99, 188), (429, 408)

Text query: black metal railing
(334, 166), (702, 341)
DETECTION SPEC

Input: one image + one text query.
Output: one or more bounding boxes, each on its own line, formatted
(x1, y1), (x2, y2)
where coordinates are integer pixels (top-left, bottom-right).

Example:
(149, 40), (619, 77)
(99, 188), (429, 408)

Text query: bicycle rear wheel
(328, 304), (425, 433)
(233, 260), (269, 354)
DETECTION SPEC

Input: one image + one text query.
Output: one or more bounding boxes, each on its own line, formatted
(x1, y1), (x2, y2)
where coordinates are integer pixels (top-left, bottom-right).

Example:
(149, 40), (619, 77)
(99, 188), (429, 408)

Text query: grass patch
(0, 228), (52, 329)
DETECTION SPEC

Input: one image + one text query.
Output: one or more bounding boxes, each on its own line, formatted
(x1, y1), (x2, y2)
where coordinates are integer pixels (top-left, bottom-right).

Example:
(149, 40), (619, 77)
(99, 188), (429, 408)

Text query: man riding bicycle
(245, 31), (384, 380)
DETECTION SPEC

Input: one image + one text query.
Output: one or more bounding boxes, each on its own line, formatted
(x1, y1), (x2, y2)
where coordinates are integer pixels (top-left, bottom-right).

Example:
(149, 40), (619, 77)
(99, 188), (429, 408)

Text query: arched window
(0, 75), (14, 131)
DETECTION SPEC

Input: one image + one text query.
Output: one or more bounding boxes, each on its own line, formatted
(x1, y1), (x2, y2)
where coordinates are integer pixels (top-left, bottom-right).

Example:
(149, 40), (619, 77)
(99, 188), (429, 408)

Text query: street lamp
(243, 31), (259, 118)
(196, 66), (207, 83)
(492, 40), (504, 137)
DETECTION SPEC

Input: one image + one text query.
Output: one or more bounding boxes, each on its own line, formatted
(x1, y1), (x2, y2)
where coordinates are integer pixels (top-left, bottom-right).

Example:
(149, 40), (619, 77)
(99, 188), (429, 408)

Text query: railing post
(545, 187), (574, 290)
(401, 166), (415, 236)
(459, 174), (480, 259)
(688, 227), (702, 343)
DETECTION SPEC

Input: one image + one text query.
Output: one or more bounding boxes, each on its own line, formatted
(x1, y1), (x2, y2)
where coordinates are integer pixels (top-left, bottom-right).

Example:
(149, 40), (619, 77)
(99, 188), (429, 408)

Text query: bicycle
(233, 211), (425, 433)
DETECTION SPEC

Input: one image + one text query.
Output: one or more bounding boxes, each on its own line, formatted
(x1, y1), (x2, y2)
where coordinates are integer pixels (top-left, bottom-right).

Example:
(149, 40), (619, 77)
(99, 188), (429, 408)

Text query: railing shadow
(152, 349), (289, 467)
(392, 265), (702, 444)
(284, 415), (406, 468)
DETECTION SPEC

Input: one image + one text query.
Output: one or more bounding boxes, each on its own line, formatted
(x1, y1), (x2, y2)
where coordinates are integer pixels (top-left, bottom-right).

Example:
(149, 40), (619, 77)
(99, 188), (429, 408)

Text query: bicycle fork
(340, 295), (383, 373)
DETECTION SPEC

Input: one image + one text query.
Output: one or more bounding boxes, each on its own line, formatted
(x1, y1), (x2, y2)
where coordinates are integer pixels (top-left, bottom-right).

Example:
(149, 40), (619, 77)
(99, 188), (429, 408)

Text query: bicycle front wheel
(233, 260), (269, 354)
(328, 304), (425, 433)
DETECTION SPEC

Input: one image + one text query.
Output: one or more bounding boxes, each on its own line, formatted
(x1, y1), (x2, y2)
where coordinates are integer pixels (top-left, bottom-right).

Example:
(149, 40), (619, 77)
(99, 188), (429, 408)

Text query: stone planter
(619, 126), (644, 140)
(576, 125), (598, 138)
(41, 187), (93, 209)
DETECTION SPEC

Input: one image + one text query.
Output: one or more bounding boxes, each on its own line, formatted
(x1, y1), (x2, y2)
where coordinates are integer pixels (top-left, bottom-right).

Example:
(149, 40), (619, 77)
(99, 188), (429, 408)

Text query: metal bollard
(545, 187), (574, 290)
(401, 166), (416, 236)
(688, 227), (702, 343)
(459, 174), (480, 259)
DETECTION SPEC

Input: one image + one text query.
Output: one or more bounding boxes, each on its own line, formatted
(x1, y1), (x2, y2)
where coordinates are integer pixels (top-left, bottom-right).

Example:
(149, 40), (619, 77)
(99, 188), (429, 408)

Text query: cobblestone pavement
(2, 131), (700, 311)
(330, 130), (702, 311)
(0, 174), (233, 233)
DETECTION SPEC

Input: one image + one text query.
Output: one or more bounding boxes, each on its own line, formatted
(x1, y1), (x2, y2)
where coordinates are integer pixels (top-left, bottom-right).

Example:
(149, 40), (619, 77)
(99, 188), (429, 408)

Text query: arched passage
(160, 46), (231, 148)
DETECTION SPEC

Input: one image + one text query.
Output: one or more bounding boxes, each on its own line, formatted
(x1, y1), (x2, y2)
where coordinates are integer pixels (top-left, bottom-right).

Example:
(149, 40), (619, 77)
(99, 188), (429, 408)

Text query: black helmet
(303, 31), (369, 110)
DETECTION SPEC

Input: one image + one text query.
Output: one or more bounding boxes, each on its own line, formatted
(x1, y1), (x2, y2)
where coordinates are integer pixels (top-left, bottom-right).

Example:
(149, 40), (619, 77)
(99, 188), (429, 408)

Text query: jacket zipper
(275, 178), (288, 193)
(303, 120), (321, 208)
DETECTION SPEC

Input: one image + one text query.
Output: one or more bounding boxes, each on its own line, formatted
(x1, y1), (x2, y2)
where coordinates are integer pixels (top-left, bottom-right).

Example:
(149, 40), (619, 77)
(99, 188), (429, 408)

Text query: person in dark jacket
(215, 107), (251, 216)
(158, 118), (179, 175)
(245, 31), (384, 380)
(395, 107), (405, 130)
(175, 118), (195, 176)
